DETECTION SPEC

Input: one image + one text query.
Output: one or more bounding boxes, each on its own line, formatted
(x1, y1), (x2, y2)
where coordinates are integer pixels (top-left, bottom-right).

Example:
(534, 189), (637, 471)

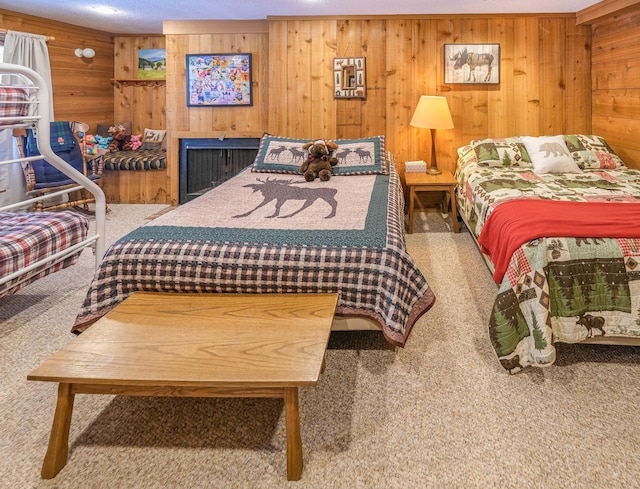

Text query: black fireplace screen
(180, 138), (260, 203)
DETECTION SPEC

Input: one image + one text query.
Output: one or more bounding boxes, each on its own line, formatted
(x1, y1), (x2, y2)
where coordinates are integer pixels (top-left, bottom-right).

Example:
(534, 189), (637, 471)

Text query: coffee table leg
(41, 383), (75, 479)
(284, 387), (303, 481)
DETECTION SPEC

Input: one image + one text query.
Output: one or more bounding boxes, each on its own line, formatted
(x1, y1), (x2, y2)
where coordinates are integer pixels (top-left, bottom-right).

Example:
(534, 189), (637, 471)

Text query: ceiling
(0, 0), (600, 35)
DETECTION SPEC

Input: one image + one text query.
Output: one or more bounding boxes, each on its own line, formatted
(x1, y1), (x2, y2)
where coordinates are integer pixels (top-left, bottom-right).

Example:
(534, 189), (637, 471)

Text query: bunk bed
(0, 63), (106, 298)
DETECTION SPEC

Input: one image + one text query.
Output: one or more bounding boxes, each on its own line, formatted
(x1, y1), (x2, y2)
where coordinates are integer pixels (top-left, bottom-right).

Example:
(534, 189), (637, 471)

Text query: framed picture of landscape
(137, 49), (166, 79)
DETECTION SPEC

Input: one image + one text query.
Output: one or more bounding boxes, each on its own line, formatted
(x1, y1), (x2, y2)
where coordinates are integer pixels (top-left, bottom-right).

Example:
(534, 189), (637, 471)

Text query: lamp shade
(410, 95), (454, 130)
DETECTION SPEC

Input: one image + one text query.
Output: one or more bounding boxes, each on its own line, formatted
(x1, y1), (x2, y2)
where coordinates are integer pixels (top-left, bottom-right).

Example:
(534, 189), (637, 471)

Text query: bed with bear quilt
(455, 134), (640, 372)
(73, 135), (435, 346)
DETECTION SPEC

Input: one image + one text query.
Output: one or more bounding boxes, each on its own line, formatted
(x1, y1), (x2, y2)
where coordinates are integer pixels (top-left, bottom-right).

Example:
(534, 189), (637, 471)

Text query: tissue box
(405, 160), (427, 173)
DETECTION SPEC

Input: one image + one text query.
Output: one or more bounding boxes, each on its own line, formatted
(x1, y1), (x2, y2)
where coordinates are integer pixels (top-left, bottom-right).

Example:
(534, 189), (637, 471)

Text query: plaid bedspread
(72, 164), (435, 345)
(0, 211), (90, 298)
(0, 87), (29, 125)
(455, 153), (640, 372)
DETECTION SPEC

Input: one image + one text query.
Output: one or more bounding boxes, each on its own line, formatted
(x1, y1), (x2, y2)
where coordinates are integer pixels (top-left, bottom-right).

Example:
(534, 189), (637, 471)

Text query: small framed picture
(333, 57), (366, 99)
(186, 53), (253, 107)
(444, 44), (500, 85)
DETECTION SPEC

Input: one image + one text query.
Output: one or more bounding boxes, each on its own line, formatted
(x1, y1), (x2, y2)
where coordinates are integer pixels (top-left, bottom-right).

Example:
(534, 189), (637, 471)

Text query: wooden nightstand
(405, 169), (459, 233)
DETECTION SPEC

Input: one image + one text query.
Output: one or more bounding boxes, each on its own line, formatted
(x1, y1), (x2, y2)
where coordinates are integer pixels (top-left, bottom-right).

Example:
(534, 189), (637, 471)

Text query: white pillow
(521, 135), (582, 174)
(143, 128), (166, 143)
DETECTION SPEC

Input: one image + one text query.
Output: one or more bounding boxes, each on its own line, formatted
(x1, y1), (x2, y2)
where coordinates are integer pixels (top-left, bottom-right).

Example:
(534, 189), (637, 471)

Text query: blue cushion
(26, 122), (85, 185)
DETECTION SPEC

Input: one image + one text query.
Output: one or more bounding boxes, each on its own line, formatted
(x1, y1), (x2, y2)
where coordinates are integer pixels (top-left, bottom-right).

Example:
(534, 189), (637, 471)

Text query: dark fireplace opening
(179, 138), (261, 204)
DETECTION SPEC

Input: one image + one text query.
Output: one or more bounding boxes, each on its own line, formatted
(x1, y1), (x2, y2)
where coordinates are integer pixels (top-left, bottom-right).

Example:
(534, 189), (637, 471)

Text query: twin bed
(455, 134), (640, 372)
(72, 134), (435, 346)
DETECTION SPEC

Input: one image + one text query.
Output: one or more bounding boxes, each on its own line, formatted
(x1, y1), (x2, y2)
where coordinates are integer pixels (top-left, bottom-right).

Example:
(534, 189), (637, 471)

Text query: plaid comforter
(73, 164), (434, 346)
(0, 87), (29, 125)
(455, 150), (640, 372)
(0, 211), (90, 298)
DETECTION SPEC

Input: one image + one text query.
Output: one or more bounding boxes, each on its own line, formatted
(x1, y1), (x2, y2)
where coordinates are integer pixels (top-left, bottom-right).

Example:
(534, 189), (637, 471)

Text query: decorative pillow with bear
(251, 134), (387, 176)
(521, 135), (582, 174)
(470, 137), (533, 168)
(141, 128), (167, 150)
(563, 134), (625, 170)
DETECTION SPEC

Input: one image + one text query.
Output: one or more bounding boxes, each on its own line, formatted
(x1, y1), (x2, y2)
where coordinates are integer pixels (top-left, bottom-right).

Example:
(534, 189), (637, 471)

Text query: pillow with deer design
(251, 133), (387, 176)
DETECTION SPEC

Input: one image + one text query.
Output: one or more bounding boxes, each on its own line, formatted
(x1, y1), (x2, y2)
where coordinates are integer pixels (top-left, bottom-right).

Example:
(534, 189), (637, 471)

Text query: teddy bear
(107, 124), (133, 152)
(299, 139), (339, 181)
(129, 134), (142, 151)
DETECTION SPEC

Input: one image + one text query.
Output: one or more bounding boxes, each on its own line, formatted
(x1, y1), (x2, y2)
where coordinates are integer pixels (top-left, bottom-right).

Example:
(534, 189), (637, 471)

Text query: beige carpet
(1, 206), (639, 489)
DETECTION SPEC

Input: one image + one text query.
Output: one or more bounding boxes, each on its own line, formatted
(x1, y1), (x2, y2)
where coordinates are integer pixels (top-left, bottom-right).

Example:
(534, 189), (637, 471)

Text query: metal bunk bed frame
(0, 62), (106, 293)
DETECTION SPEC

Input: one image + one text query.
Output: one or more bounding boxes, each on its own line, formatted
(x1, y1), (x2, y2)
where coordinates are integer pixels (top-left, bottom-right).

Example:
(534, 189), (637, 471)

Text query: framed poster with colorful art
(186, 53), (253, 107)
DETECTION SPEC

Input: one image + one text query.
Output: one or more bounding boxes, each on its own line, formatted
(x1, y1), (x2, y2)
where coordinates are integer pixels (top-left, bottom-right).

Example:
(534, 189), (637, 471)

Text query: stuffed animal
(107, 124), (133, 152)
(94, 135), (112, 151)
(83, 134), (111, 155)
(300, 139), (339, 181)
(129, 134), (142, 151)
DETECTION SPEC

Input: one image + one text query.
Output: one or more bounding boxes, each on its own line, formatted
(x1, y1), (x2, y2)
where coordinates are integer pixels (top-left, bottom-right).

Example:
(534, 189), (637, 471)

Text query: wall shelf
(111, 79), (166, 91)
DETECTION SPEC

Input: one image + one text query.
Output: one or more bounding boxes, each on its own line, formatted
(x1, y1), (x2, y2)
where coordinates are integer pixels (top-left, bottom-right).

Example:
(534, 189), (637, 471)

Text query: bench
(101, 149), (169, 203)
(28, 292), (338, 481)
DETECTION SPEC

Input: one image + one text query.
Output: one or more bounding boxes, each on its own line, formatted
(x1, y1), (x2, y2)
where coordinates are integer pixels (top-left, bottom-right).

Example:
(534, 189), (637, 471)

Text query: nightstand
(405, 169), (459, 233)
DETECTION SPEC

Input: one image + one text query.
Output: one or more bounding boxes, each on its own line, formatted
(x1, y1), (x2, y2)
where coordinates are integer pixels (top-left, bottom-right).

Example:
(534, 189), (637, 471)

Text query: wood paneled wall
(0, 8), (114, 131)
(160, 15), (590, 204)
(589, 6), (640, 168)
(267, 15), (592, 181)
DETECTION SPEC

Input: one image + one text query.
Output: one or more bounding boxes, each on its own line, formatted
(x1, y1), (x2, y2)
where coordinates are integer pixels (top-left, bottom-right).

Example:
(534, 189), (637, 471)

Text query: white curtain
(0, 30), (53, 207)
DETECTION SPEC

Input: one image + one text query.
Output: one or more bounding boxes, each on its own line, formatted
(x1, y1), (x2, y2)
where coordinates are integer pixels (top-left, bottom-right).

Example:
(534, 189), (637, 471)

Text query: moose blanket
(455, 146), (640, 372)
(73, 165), (435, 346)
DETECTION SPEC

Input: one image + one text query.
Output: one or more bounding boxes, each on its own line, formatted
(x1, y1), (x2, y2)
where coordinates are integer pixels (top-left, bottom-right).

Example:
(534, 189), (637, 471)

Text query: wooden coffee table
(28, 292), (339, 481)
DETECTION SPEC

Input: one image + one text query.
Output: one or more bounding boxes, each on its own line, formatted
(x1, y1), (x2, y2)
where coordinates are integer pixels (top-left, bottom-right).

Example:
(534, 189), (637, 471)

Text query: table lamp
(409, 95), (454, 175)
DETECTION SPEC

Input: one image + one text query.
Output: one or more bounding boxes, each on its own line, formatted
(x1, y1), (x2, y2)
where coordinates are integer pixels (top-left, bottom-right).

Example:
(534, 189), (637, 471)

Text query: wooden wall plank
(336, 20), (363, 139)
(539, 18), (566, 134)
(590, 4), (640, 168)
(268, 20), (288, 134)
(360, 19), (387, 139)
(511, 18), (541, 136)
(564, 19), (592, 133)
(309, 21), (337, 138)
(385, 19), (415, 177)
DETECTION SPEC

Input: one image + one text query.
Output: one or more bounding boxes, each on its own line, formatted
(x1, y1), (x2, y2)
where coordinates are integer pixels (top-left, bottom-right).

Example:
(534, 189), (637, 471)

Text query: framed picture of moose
(444, 44), (500, 85)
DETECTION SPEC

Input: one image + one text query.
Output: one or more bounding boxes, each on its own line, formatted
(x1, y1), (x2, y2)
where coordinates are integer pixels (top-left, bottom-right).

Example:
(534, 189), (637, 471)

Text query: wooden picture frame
(186, 53), (253, 107)
(333, 57), (366, 99)
(444, 44), (500, 85)
(137, 49), (166, 80)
